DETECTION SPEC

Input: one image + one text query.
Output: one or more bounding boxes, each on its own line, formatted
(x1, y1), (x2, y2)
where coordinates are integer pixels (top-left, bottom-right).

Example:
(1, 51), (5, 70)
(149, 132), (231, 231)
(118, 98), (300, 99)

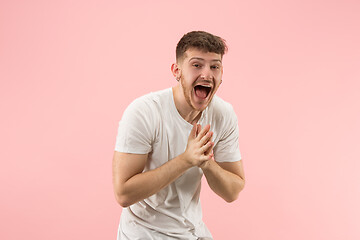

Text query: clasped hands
(182, 124), (214, 169)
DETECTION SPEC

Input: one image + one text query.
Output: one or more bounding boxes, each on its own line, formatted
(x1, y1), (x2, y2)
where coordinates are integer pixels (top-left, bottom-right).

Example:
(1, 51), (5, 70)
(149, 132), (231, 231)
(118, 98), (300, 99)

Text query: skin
(171, 48), (223, 124)
(112, 48), (245, 208)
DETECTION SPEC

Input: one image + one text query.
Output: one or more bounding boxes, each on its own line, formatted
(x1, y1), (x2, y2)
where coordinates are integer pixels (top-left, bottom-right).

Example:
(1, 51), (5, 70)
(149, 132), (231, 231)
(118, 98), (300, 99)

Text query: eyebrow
(188, 57), (222, 63)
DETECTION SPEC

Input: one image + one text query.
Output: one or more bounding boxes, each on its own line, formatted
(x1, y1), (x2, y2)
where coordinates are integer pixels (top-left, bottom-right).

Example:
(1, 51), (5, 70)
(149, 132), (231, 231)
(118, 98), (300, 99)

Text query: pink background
(1, 0), (359, 239)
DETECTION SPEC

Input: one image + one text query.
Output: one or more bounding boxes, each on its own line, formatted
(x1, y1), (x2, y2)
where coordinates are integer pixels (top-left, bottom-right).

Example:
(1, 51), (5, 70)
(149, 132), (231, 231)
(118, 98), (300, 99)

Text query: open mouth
(194, 85), (212, 99)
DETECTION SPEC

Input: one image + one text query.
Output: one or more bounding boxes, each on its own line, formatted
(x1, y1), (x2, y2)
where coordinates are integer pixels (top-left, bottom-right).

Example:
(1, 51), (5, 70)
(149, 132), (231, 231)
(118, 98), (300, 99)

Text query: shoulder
(125, 88), (171, 115)
(120, 88), (171, 133)
(117, 89), (171, 145)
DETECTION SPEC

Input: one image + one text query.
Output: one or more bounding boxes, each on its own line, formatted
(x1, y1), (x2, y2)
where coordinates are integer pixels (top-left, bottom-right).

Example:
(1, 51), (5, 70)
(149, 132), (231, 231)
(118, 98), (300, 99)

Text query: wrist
(178, 153), (194, 169)
(200, 158), (214, 171)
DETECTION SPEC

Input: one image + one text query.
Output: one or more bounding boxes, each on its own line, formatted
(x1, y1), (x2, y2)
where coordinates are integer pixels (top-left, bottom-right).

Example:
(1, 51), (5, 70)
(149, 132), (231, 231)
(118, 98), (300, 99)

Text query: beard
(179, 75), (220, 111)
(180, 76), (196, 110)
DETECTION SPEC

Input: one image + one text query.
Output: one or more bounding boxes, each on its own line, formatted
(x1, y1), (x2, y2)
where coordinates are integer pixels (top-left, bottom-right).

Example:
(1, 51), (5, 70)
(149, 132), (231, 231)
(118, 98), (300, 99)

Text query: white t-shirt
(115, 88), (241, 240)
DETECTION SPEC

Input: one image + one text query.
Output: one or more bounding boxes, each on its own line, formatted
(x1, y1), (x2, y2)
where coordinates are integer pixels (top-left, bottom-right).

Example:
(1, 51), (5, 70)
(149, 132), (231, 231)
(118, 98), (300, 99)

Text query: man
(113, 31), (245, 239)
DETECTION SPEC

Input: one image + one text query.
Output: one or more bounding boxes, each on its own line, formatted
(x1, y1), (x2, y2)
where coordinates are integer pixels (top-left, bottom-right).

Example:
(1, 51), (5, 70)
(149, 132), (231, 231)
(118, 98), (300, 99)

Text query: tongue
(195, 87), (207, 98)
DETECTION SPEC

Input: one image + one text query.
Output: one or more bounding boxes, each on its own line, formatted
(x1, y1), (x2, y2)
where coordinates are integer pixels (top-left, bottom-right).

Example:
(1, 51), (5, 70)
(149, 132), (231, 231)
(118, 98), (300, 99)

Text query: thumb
(189, 123), (197, 139)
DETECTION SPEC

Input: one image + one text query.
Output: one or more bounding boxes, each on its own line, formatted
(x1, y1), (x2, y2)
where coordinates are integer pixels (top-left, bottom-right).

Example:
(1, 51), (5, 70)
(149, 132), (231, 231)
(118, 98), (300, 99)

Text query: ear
(171, 63), (181, 80)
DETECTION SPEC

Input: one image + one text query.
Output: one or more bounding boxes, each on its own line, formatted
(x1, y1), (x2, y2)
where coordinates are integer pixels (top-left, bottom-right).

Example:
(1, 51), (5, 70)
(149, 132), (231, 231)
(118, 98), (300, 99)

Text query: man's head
(171, 31), (228, 112)
(176, 31), (228, 63)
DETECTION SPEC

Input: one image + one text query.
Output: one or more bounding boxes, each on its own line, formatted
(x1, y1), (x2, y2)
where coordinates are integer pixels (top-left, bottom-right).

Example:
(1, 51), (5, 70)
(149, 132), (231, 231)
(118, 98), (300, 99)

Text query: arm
(112, 124), (214, 208)
(112, 152), (191, 207)
(201, 159), (245, 203)
(200, 104), (245, 202)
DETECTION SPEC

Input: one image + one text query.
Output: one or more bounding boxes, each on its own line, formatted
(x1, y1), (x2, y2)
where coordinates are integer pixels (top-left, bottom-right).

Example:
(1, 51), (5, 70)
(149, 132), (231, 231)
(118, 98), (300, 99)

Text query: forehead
(182, 48), (222, 63)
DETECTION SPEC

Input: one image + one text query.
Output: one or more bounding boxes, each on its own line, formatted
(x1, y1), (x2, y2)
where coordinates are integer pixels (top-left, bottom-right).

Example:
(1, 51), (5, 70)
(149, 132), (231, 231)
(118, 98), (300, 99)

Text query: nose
(200, 67), (213, 80)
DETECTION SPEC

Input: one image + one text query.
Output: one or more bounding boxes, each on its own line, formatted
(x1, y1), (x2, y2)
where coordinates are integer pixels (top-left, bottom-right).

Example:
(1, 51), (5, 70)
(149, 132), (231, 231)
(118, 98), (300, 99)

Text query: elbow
(225, 179), (245, 203)
(224, 196), (237, 203)
(115, 195), (131, 208)
(114, 192), (132, 208)
(224, 191), (240, 203)
(113, 181), (134, 208)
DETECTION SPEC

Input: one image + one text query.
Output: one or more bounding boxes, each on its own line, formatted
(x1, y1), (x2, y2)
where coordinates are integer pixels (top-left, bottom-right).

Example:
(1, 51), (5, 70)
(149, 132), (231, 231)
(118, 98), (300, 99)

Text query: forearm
(113, 124), (214, 207)
(116, 154), (190, 207)
(202, 160), (245, 202)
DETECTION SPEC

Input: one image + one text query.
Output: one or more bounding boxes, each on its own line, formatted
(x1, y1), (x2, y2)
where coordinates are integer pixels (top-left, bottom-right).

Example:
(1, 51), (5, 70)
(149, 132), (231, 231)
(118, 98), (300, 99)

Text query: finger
(204, 136), (214, 155)
(196, 124), (211, 141)
(189, 123), (197, 139)
(200, 153), (213, 162)
(196, 124), (201, 137)
(200, 131), (213, 146)
(201, 141), (214, 154)
(205, 145), (214, 157)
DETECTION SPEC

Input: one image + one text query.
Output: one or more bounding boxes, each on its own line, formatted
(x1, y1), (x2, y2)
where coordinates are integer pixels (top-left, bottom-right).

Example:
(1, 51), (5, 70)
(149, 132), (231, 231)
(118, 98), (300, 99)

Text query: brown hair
(176, 31), (228, 62)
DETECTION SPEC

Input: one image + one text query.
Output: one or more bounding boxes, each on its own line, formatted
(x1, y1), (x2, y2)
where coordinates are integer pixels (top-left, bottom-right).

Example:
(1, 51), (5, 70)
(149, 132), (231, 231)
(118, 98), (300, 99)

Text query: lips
(194, 84), (212, 99)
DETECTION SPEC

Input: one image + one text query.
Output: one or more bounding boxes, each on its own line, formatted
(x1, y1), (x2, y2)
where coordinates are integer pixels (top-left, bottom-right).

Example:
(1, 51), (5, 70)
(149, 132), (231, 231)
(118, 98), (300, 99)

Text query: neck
(172, 86), (202, 125)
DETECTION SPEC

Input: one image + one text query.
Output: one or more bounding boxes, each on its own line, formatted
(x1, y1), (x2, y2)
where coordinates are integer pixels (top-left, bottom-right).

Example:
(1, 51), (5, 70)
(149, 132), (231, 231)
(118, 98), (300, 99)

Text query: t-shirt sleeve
(213, 104), (242, 162)
(114, 97), (156, 154)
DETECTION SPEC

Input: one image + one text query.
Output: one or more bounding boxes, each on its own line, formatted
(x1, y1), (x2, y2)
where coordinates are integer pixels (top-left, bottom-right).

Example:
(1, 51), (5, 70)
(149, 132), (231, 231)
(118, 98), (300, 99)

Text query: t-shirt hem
(114, 148), (150, 154)
(215, 158), (242, 163)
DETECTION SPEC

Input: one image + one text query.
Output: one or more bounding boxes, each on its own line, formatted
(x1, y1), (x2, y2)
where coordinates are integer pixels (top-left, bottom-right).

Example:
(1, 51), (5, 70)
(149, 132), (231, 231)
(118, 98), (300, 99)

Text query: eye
(193, 64), (201, 68)
(211, 65), (220, 69)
